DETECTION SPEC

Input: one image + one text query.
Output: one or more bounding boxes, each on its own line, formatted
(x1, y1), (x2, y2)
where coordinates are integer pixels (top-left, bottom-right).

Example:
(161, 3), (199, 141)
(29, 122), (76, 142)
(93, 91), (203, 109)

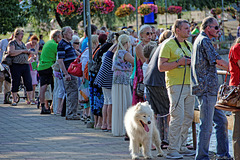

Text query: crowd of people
(0, 16), (240, 159)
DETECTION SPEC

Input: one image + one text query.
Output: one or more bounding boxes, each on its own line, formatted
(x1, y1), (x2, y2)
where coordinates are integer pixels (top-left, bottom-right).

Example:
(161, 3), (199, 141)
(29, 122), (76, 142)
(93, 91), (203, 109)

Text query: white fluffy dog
(124, 101), (165, 159)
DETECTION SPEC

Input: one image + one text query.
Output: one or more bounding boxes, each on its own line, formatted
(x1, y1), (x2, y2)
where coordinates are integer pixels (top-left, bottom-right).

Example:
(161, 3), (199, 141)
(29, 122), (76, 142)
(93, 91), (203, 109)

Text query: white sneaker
(166, 151), (183, 159)
(179, 148), (196, 156)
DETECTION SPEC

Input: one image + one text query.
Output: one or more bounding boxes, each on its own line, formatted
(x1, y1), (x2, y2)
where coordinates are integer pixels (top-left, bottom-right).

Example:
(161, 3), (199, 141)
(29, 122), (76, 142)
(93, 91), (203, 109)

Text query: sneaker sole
(166, 155), (183, 159)
(180, 153), (195, 156)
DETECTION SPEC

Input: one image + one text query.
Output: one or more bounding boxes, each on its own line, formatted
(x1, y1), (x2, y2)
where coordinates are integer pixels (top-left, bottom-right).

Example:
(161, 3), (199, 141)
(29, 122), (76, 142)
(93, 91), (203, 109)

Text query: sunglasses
(209, 25), (219, 30)
(146, 32), (153, 36)
(73, 42), (80, 45)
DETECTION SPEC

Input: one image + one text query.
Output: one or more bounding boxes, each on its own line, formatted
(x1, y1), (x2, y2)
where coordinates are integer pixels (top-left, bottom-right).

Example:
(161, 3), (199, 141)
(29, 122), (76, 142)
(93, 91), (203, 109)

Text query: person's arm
(124, 52), (134, 65)
(75, 49), (80, 56)
(57, 59), (71, 81)
(35, 43), (39, 54)
(135, 44), (146, 63)
(216, 59), (228, 71)
(158, 56), (191, 72)
(8, 42), (31, 56)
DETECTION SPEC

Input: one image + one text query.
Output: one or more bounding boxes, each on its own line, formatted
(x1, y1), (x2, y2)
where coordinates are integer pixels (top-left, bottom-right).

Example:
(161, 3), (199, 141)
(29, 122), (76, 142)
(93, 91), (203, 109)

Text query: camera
(185, 55), (191, 59)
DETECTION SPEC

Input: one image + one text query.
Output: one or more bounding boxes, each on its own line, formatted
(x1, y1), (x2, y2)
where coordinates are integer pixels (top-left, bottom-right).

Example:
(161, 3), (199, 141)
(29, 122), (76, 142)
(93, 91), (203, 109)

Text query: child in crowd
(142, 41), (158, 100)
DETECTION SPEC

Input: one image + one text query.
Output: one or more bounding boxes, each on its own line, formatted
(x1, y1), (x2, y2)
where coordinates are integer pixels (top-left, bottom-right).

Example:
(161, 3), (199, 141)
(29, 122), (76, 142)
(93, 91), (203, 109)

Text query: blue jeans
(196, 94), (231, 160)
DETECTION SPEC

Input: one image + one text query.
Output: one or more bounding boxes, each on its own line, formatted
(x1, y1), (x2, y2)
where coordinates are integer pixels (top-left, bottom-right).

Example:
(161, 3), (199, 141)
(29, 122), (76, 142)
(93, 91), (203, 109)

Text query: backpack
(84, 47), (100, 80)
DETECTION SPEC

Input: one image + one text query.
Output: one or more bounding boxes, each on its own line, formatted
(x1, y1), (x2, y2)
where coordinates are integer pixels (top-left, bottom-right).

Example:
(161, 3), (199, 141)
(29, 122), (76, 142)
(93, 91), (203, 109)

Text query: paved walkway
(0, 102), (198, 160)
(0, 92), (220, 160)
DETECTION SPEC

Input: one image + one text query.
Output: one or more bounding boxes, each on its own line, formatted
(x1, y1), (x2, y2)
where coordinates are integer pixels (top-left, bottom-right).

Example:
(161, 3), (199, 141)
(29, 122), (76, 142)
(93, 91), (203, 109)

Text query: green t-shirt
(159, 39), (192, 88)
(191, 28), (200, 35)
(37, 39), (58, 71)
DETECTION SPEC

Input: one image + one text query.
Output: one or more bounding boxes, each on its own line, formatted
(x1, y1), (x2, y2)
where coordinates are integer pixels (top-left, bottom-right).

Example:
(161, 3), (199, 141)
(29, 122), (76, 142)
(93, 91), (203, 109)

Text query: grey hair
(172, 19), (189, 34)
(49, 29), (61, 40)
(62, 26), (72, 37)
(106, 32), (116, 43)
(70, 35), (80, 45)
(200, 16), (217, 31)
(138, 25), (151, 40)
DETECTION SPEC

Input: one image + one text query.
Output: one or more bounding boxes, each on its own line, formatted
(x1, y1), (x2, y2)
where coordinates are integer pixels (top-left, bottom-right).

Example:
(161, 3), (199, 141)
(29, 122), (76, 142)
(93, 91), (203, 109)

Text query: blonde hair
(235, 37), (240, 44)
(231, 37), (240, 48)
(91, 35), (99, 49)
(114, 34), (130, 56)
(13, 28), (24, 38)
(159, 30), (172, 43)
(138, 25), (151, 40)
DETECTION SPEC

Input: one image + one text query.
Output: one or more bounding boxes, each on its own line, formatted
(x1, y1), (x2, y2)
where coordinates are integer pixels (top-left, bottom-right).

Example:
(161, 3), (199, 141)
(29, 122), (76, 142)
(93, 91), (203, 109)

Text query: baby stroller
(2, 64), (39, 104)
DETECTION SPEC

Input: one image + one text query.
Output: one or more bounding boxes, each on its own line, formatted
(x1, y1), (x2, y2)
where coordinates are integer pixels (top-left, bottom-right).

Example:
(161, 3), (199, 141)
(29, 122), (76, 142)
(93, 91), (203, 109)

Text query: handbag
(136, 82), (144, 97)
(215, 52), (240, 112)
(67, 51), (84, 77)
(68, 57), (82, 77)
(79, 82), (89, 103)
(2, 52), (13, 66)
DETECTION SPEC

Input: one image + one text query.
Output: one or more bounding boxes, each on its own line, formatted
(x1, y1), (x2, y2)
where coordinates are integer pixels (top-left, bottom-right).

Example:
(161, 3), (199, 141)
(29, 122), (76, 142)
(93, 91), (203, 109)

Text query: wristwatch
(175, 59), (179, 64)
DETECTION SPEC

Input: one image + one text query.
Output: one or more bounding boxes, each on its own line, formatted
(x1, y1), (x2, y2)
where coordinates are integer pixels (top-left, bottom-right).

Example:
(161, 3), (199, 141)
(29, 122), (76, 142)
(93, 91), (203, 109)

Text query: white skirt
(111, 83), (132, 136)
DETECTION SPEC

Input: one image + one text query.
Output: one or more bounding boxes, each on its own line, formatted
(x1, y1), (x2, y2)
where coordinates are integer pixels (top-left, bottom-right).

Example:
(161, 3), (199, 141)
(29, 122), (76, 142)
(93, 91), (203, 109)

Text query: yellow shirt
(159, 39), (192, 88)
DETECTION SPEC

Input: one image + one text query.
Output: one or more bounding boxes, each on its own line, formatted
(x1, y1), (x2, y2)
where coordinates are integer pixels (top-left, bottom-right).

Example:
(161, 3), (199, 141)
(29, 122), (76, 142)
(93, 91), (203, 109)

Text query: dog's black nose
(148, 121), (151, 124)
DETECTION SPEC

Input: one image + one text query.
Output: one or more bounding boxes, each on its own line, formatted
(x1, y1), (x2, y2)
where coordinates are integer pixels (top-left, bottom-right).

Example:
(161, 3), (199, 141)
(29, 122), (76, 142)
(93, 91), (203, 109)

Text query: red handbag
(68, 57), (82, 77)
(68, 51), (84, 77)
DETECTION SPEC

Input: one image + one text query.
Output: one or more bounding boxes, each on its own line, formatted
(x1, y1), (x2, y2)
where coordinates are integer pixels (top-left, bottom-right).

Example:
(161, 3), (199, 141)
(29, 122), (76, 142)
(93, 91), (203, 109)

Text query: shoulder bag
(67, 51), (84, 77)
(215, 52), (240, 112)
(2, 51), (13, 66)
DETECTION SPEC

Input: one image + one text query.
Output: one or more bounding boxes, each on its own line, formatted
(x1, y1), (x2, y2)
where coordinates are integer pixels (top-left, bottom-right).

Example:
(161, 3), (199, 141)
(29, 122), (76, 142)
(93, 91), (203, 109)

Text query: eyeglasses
(146, 32), (153, 36)
(73, 42), (80, 45)
(209, 25), (219, 30)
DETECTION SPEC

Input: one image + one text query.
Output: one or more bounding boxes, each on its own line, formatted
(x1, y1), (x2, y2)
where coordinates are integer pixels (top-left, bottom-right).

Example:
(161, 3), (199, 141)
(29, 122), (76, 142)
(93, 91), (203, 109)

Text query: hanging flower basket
(90, 0), (115, 14)
(211, 8), (222, 15)
(158, 6), (166, 14)
(57, 1), (75, 16)
(138, 4), (158, 16)
(167, 6), (182, 14)
(115, 4), (135, 18)
(225, 7), (236, 17)
(76, 2), (84, 15)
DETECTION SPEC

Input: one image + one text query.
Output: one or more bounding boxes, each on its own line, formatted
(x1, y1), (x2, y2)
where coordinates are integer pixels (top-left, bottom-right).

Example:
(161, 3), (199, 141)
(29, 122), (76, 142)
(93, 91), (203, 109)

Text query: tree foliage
(0, 0), (28, 34)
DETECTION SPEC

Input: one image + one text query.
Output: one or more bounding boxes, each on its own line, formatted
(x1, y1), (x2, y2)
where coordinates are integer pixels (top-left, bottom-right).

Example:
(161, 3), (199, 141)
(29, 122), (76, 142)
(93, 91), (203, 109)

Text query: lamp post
(136, 0), (138, 35)
(86, 0), (94, 128)
(165, 0), (167, 29)
(83, 0), (86, 27)
(221, 0), (225, 41)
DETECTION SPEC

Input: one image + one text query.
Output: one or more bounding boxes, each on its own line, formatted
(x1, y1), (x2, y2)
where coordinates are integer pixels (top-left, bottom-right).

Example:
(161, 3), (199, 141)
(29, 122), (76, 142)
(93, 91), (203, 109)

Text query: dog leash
(157, 38), (191, 118)
(157, 59), (187, 118)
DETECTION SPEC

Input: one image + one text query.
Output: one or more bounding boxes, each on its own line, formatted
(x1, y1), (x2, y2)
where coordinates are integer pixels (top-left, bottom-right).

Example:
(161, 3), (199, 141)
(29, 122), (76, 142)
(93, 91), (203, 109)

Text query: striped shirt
(57, 39), (77, 70)
(94, 50), (114, 89)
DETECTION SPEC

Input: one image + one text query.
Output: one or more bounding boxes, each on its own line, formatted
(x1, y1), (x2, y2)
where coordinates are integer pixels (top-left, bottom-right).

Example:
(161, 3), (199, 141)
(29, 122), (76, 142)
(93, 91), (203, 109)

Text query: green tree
(0, 0), (28, 34)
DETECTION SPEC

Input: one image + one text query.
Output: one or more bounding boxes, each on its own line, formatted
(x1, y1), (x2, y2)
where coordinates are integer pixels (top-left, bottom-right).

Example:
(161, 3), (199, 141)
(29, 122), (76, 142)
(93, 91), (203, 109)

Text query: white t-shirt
(142, 62), (148, 95)
(0, 39), (9, 62)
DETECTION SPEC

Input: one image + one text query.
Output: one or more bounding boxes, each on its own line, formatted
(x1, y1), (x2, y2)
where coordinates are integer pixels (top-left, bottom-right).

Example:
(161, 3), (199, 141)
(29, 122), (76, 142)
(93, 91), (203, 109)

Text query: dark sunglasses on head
(73, 42), (80, 45)
(209, 25), (219, 30)
(146, 32), (153, 36)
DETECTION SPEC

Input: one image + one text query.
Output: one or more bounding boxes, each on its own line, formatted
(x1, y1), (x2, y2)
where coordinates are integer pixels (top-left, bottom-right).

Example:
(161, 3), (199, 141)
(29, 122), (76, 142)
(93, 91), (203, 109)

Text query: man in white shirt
(0, 35), (13, 103)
